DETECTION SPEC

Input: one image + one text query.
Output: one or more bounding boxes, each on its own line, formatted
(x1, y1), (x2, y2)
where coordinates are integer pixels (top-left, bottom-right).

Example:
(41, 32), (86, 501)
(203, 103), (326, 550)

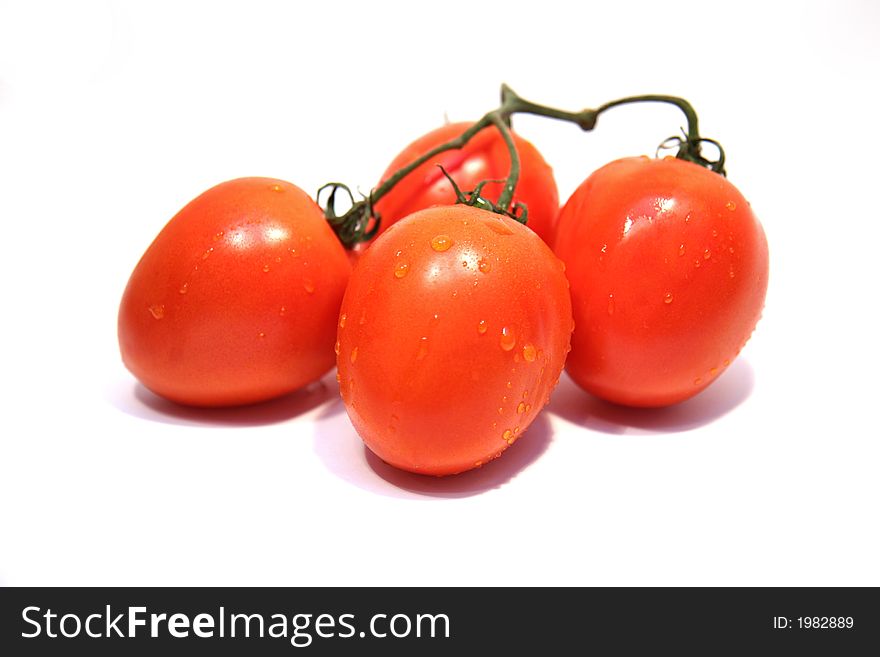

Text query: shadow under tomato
(312, 408), (553, 499)
(547, 358), (755, 435)
(108, 371), (343, 427)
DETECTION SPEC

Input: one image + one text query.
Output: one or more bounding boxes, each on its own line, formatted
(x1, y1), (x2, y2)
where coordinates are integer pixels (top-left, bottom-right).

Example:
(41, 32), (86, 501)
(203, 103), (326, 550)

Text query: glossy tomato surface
(337, 205), (572, 475)
(371, 122), (559, 245)
(119, 177), (351, 407)
(554, 157), (769, 407)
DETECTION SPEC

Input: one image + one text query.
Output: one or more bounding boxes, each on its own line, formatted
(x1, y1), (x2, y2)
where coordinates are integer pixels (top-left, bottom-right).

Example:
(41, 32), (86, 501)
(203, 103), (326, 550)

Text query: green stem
(320, 85), (724, 248)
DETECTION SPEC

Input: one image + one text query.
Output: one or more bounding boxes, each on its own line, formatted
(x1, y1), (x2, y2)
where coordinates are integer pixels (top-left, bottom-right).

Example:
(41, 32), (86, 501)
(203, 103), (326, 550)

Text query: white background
(1, 0), (878, 586)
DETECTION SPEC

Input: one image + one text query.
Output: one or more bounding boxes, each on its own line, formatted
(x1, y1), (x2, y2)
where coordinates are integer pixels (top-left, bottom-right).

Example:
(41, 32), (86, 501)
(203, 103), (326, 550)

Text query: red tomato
(336, 204), (572, 475)
(370, 122), (559, 245)
(118, 177), (351, 407)
(554, 157), (769, 407)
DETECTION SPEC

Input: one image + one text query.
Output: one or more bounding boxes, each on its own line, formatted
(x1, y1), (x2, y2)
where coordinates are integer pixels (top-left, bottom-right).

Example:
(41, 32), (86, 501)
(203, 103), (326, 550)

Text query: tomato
(118, 177), (351, 407)
(336, 204), (572, 476)
(554, 156), (769, 407)
(370, 122), (559, 245)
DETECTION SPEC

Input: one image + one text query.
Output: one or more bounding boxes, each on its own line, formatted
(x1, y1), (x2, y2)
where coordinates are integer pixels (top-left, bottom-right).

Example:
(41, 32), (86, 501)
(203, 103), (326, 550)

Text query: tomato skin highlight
(371, 122), (559, 245)
(554, 157), (769, 407)
(118, 177), (351, 407)
(337, 205), (572, 475)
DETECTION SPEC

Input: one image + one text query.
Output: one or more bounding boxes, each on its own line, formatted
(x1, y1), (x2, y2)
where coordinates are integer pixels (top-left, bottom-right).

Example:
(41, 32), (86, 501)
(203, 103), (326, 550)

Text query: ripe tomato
(554, 156), (769, 407)
(118, 177), (351, 407)
(370, 122), (559, 245)
(336, 204), (572, 476)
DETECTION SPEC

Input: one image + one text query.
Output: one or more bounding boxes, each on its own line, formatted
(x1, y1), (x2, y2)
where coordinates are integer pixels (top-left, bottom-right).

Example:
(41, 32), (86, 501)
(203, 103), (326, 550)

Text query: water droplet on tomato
(517, 402), (526, 414)
(693, 377), (702, 385)
(339, 313), (347, 328)
(303, 278), (315, 293)
(502, 429), (513, 443)
(149, 304), (165, 319)
(477, 319), (488, 335)
(678, 244), (686, 256)
(178, 283), (189, 294)
(726, 201), (737, 211)
(703, 249), (711, 260)
(478, 259), (491, 274)
(499, 326), (516, 351)
(350, 347), (358, 364)
(522, 343), (537, 362)
(263, 264), (271, 273)
(417, 337), (429, 360)
(275, 256), (282, 264)
(664, 293), (674, 304)
(279, 305), (286, 316)
(430, 234), (453, 251)
(271, 183), (283, 192)
(710, 367), (719, 375)
(334, 340), (340, 355)
(394, 262), (409, 278)
(202, 247), (214, 260)
(258, 331), (266, 339)
(607, 294), (615, 315)
(213, 231), (224, 241)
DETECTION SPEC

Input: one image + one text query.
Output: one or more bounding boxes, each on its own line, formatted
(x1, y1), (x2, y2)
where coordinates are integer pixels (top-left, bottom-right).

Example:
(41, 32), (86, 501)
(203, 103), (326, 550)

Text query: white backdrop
(1, 0), (878, 585)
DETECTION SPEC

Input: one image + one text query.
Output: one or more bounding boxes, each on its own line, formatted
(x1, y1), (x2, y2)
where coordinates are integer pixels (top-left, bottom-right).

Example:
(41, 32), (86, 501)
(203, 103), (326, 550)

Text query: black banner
(1, 587), (876, 655)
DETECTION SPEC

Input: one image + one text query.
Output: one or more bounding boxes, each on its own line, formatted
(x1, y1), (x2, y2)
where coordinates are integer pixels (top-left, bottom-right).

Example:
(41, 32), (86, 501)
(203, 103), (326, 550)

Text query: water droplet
(213, 231), (224, 241)
(710, 367), (718, 375)
(522, 343), (537, 362)
(712, 229), (718, 238)
(703, 249), (711, 260)
(394, 262), (409, 278)
(693, 377), (702, 385)
(350, 347), (358, 364)
(417, 337), (429, 360)
(178, 282), (189, 294)
(607, 294), (615, 315)
(474, 461), (483, 468)
(336, 371), (341, 383)
(271, 183), (283, 192)
(430, 234), (453, 252)
(258, 331), (266, 339)
(506, 381), (513, 389)
(478, 259), (491, 274)
(339, 313), (347, 328)
(395, 249), (403, 257)
(279, 305), (286, 316)
(477, 319), (488, 335)
(729, 246), (735, 254)
(694, 260), (701, 269)
(497, 407), (504, 415)
(263, 264), (271, 272)
(334, 340), (340, 355)
(685, 212), (692, 224)
(522, 390), (529, 399)
(525, 403), (531, 412)
(664, 293), (674, 304)
(726, 201), (737, 211)
(499, 326), (516, 351)
(502, 429), (513, 444)
(723, 359), (731, 366)
(303, 278), (315, 294)
(148, 304), (165, 320)
(202, 247), (214, 260)
(678, 244), (686, 256)
(517, 402), (526, 414)
(275, 256), (282, 263)
(482, 216), (514, 235)
(729, 268), (736, 278)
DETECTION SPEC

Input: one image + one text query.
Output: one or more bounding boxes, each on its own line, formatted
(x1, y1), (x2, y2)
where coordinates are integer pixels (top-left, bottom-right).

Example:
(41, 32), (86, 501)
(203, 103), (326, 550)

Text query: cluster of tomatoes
(118, 114), (769, 476)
